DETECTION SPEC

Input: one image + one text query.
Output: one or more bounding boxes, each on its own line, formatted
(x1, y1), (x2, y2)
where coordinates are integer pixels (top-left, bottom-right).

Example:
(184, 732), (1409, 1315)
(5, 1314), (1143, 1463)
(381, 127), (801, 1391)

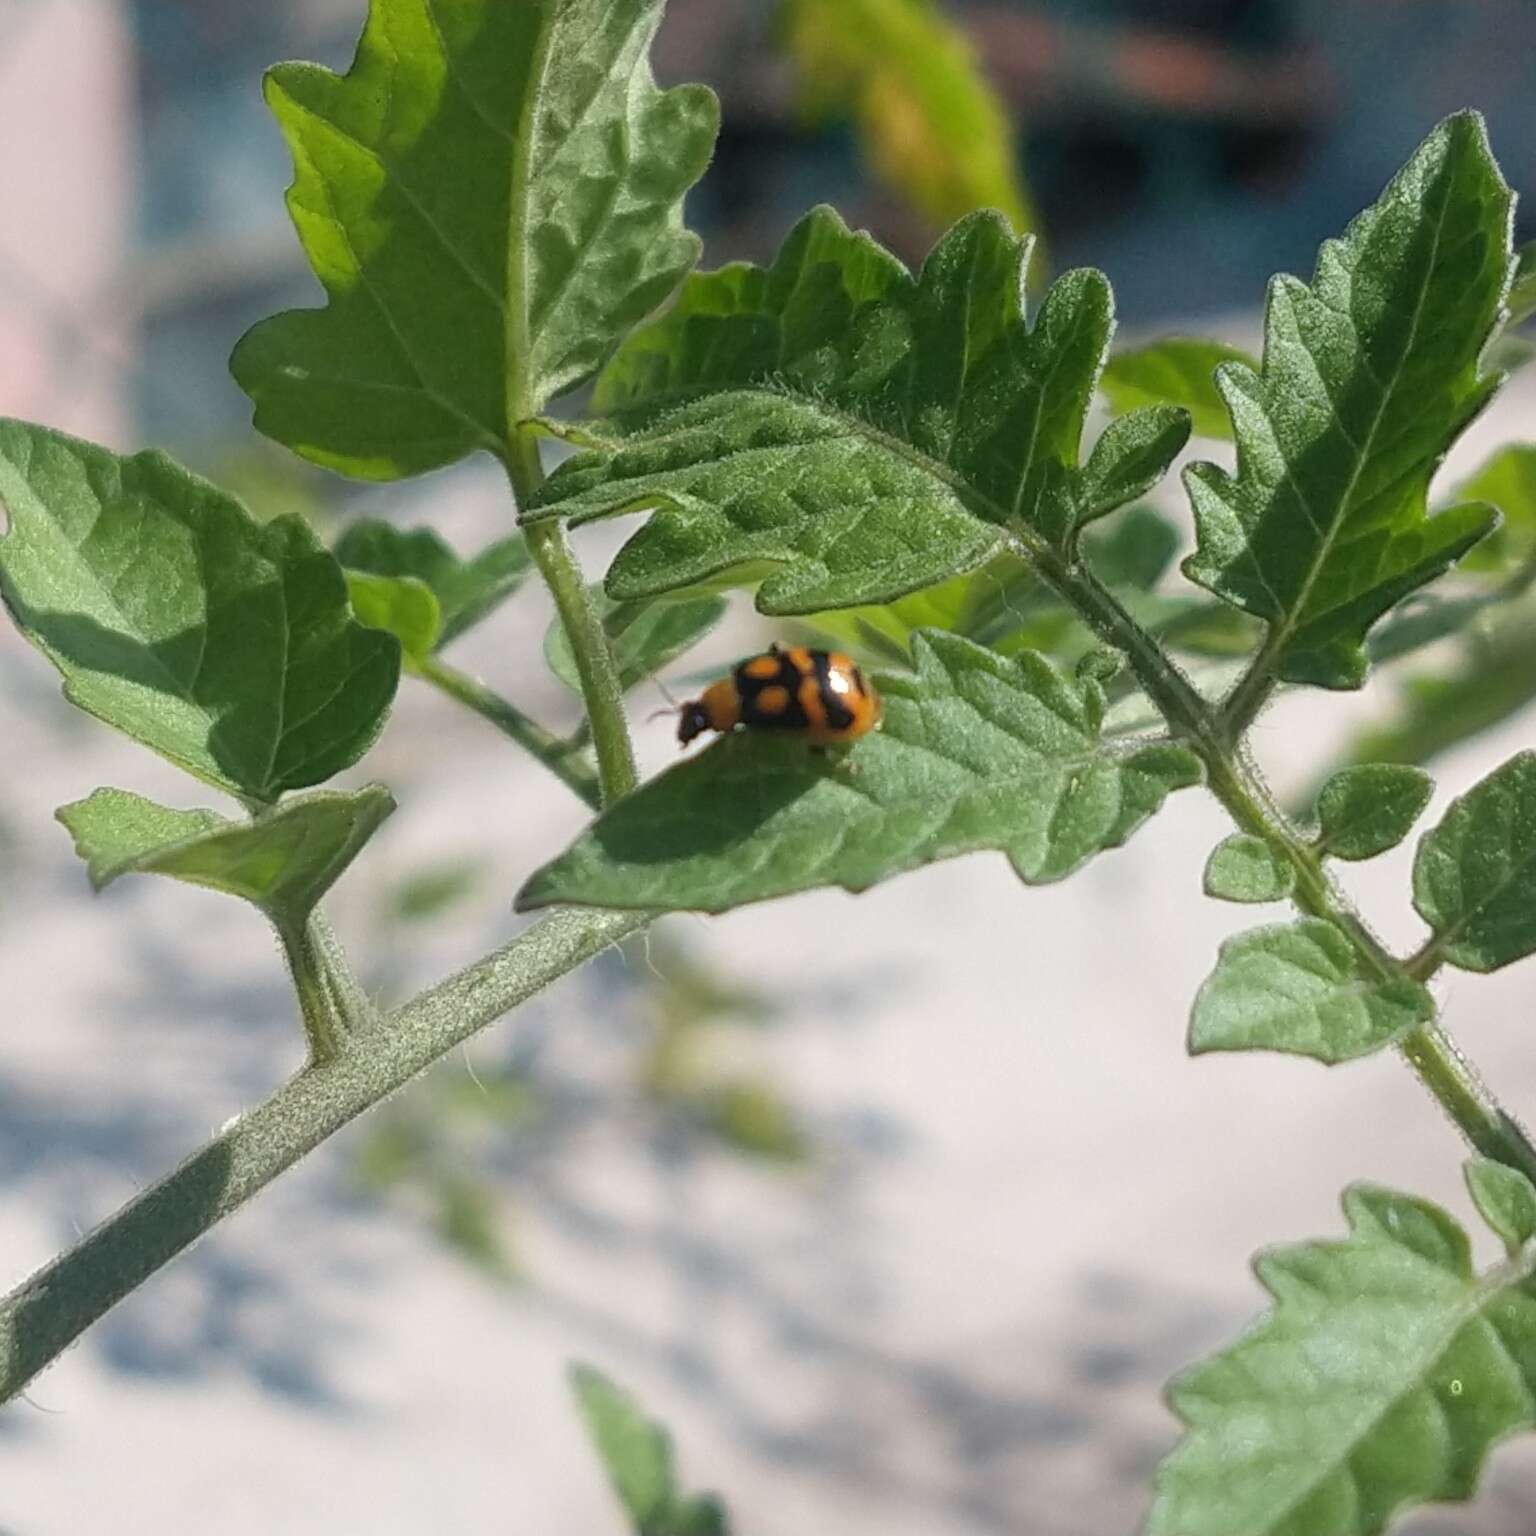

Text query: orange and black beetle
(677, 644), (882, 747)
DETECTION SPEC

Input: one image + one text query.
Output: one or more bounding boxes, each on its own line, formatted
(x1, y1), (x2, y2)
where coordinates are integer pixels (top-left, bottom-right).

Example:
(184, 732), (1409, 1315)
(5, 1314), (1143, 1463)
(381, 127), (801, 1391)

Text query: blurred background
(6, 1), (1536, 1532)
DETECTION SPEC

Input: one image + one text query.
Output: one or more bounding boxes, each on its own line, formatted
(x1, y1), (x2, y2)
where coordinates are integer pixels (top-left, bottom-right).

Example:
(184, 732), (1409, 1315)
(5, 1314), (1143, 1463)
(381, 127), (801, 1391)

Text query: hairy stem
(1026, 538), (1536, 1185)
(415, 655), (602, 810)
(506, 429), (638, 805)
(276, 911), (377, 1064)
(0, 905), (645, 1405)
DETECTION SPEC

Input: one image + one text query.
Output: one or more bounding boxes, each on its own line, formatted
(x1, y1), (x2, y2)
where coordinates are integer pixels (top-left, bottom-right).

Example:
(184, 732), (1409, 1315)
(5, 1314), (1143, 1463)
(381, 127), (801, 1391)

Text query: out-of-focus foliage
(778, 0), (1037, 246)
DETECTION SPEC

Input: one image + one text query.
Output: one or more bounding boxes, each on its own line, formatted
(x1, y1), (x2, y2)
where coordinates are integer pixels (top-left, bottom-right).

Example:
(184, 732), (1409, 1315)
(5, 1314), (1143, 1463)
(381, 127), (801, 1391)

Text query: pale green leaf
(518, 631), (1200, 914)
(780, 0), (1037, 242)
(0, 420), (400, 802)
(531, 209), (1167, 613)
(1508, 239), (1536, 327)
(1189, 918), (1432, 1063)
(1450, 445), (1536, 574)
(1315, 763), (1432, 861)
(346, 570), (442, 662)
(1202, 834), (1295, 903)
(1183, 113), (1509, 689)
(1414, 750), (1536, 972)
(1147, 1181), (1536, 1536)
(334, 522), (531, 644)
(569, 1364), (677, 1529)
(1466, 1158), (1536, 1253)
(544, 589), (726, 695)
(231, 0), (718, 478)
(56, 784), (395, 931)
(1101, 337), (1256, 441)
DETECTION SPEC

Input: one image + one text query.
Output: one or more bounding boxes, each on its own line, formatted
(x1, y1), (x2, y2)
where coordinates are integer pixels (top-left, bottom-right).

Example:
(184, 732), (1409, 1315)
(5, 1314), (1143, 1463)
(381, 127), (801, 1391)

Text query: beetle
(676, 644), (881, 748)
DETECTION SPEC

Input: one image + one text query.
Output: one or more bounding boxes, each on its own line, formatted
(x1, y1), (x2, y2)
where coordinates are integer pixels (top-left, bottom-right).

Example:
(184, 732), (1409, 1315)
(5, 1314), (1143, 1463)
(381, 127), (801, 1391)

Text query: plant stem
(0, 905), (645, 1405)
(276, 911), (376, 1064)
(1024, 538), (1536, 1185)
(504, 428), (638, 805)
(415, 654), (602, 811)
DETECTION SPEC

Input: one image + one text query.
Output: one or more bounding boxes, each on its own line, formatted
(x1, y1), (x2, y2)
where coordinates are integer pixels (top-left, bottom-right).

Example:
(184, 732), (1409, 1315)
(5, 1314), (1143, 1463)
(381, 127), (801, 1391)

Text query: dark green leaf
(1450, 445), (1536, 575)
(1466, 1158), (1536, 1253)
(1202, 834), (1295, 903)
(0, 420), (399, 802)
(346, 570), (442, 663)
(518, 631), (1200, 914)
(1314, 763), (1433, 861)
(231, 0), (718, 478)
(544, 590), (726, 695)
(1148, 1181), (1536, 1536)
(1100, 337), (1256, 440)
(1413, 750), (1536, 972)
(334, 522), (531, 644)
(1183, 113), (1509, 689)
(569, 1364), (677, 1529)
(1073, 407), (1190, 531)
(1189, 918), (1432, 1063)
(531, 208), (1169, 613)
(56, 784), (395, 931)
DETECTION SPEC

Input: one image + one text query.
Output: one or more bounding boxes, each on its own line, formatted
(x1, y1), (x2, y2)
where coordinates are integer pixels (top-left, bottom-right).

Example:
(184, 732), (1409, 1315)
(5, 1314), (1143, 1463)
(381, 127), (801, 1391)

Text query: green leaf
(518, 631), (1200, 914)
(230, 0), (719, 478)
(1183, 113), (1510, 690)
(780, 0), (1037, 243)
(346, 570), (442, 663)
(544, 590), (726, 695)
(569, 1364), (677, 1530)
(531, 208), (1172, 613)
(1147, 1181), (1536, 1536)
(334, 522), (531, 644)
(1101, 337), (1256, 441)
(1508, 239), (1536, 327)
(1189, 918), (1432, 1063)
(1450, 445), (1536, 574)
(1315, 763), (1433, 861)
(1202, 834), (1295, 903)
(1466, 1158), (1536, 1253)
(0, 420), (400, 802)
(56, 784), (395, 930)
(1413, 750), (1536, 973)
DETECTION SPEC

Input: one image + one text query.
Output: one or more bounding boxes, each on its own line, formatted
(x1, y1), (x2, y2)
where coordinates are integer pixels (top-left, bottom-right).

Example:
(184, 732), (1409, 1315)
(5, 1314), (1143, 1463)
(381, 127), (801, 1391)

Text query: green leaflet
(1451, 444), (1536, 574)
(334, 522), (531, 645)
(1189, 919), (1432, 1063)
(1466, 1159), (1536, 1254)
(528, 208), (1190, 613)
(231, 0), (718, 479)
(57, 785), (395, 932)
(0, 420), (399, 803)
(518, 631), (1200, 914)
(1147, 1178), (1536, 1536)
(1508, 240), (1536, 327)
(1314, 763), (1432, 861)
(1202, 834), (1295, 903)
(346, 570), (442, 663)
(544, 589), (726, 696)
(1414, 750), (1536, 972)
(1183, 113), (1509, 690)
(570, 1364), (731, 1536)
(1101, 337), (1256, 441)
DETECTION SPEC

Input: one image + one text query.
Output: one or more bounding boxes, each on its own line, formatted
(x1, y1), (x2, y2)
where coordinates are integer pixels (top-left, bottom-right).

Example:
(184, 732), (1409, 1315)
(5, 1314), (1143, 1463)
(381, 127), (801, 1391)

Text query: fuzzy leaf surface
(231, 0), (718, 478)
(530, 209), (1175, 612)
(519, 631), (1200, 914)
(1467, 1159), (1536, 1253)
(57, 784), (395, 929)
(1414, 750), (1536, 972)
(1315, 763), (1433, 861)
(0, 421), (399, 802)
(1202, 834), (1295, 903)
(1101, 337), (1256, 440)
(1147, 1180), (1536, 1536)
(545, 589), (725, 695)
(1183, 113), (1510, 689)
(1189, 918), (1432, 1062)
(334, 522), (531, 644)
